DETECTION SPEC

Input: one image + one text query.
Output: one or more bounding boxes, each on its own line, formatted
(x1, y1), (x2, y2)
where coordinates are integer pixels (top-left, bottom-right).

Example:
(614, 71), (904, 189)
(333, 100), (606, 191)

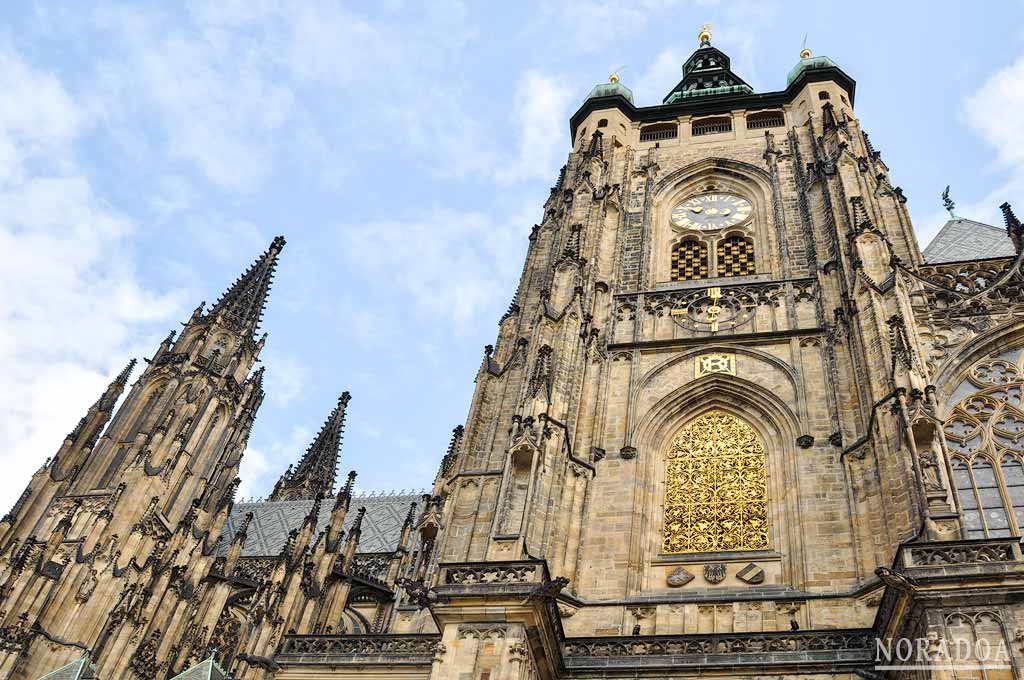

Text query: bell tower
(406, 28), (971, 680)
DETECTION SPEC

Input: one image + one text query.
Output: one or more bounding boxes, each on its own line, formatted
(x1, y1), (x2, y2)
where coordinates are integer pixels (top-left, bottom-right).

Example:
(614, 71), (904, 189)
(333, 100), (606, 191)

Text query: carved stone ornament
(620, 446), (637, 460)
(736, 563), (765, 584)
(703, 563), (726, 584)
(695, 352), (736, 378)
(668, 286), (758, 333)
(557, 603), (577, 618)
(796, 435), (814, 449)
(666, 566), (694, 588)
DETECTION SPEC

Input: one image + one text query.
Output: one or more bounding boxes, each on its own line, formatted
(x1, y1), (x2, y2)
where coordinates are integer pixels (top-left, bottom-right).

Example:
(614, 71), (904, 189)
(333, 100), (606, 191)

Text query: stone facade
(4, 32), (1024, 680)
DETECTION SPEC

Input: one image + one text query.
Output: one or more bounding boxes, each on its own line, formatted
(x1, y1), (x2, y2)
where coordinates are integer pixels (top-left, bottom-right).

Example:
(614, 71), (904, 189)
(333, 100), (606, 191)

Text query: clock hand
(689, 206), (703, 213)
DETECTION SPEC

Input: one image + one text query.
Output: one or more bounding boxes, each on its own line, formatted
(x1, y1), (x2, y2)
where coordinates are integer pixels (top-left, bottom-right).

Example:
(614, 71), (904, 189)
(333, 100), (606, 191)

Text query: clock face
(671, 194), (752, 231)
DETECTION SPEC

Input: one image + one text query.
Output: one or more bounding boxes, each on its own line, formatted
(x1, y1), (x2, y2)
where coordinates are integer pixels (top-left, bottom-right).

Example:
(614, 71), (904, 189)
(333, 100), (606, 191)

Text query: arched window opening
(640, 123), (678, 142)
(818, 91), (830, 100)
(952, 458), (1011, 538)
(692, 116), (732, 136)
(945, 352), (1024, 538)
(597, 118), (609, 128)
(746, 110), (785, 130)
(943, 611), (1014, 680)
(671, 239), (709, 281)
(716, 235), (756, 277)
(662, 411), (768, 554)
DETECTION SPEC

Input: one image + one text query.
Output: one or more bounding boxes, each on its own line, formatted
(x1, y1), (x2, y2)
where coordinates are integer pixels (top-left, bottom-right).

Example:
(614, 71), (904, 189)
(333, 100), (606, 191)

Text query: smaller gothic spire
(69, 358), (137, 445)
(438, 426), (464, 480)
(98, 357), (137, 413)
(333, 470), (357, 512)
(269, 391), (351, 502)
(206, 236), (286, 338)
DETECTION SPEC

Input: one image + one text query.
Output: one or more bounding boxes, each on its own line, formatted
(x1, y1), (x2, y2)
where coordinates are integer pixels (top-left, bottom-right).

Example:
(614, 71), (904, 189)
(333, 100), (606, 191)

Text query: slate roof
(221, 492), (422, 557)
(37, 657), (95, 680)
(923, 218), (1016, 263)
(170, 657), (226, 680)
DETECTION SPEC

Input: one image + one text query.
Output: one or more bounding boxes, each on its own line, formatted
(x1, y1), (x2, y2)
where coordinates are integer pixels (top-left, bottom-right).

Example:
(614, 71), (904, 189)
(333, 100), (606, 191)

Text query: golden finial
(800, 34), (811, 59)
(609, 65), (626, 84)
(698, 23), (712, 47)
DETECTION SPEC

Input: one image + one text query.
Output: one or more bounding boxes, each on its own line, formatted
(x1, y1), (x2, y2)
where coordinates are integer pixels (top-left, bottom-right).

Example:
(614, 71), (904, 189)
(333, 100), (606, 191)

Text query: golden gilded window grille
(716, 235), (756, 277)
(662, 411), (768, 553)
(671, 239), (709, 281)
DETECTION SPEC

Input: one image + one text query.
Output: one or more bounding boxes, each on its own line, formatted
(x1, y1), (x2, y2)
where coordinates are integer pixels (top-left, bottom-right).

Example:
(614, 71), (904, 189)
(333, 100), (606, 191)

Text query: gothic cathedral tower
(6, 29), (1024, 680)
(368, 29), (1024, 680)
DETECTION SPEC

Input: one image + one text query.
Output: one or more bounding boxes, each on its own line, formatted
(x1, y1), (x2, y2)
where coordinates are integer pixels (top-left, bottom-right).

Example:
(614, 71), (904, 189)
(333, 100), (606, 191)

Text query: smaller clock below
(671, 194), (752, 231)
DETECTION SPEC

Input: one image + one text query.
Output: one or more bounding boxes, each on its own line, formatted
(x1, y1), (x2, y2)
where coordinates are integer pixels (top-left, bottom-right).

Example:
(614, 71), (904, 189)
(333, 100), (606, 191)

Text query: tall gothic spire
(269, 392), (351, 502)
(207, 235), (286, 338)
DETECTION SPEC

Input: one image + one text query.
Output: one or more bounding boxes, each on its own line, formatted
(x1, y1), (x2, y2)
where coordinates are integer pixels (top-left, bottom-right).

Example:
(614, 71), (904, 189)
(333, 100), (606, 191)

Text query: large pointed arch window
(944, 353), (1024, 538)
(662, 411), (768, 553)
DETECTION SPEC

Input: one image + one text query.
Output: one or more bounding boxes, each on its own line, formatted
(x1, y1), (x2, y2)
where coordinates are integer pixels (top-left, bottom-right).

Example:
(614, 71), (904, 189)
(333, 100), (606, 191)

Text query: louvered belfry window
(671, 239), (709, 281)
(716, 235), (755, 277)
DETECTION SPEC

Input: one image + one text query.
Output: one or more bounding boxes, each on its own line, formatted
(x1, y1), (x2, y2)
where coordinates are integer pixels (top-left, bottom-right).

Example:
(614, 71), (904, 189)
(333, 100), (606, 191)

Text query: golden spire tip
(698, 23), (712, 47)
(800, 47), (812, 59)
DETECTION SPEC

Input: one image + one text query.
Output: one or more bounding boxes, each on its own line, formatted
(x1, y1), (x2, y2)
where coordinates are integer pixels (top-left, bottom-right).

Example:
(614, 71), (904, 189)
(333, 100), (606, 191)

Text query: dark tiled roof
(221, 492), (421, 557)
(38, 657), (95, 680)
(170, 658), (226, 680)
(923, 218), (1015, 263)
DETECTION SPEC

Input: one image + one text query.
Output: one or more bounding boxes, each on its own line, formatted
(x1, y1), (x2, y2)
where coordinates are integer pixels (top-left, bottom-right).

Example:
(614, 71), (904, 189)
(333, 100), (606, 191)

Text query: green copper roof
(664, 83), (753, 104)
(787, 55), (840, 86)
(586, 81), (634, 104)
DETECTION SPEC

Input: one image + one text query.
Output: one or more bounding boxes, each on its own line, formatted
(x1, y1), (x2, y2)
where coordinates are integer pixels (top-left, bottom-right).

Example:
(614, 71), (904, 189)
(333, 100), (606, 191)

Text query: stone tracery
(944, 351), (1024, 539)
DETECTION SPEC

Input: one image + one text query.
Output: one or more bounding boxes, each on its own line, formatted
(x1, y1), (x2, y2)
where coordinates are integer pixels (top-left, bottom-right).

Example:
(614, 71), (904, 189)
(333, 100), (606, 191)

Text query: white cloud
(635, 48), (686, 105)
(262, 351), (313, 407)
(965, 56), (1024, 169)
(340, 207), (526, 331)
(544, 0), (688, 54)
(87, 5), (297, 192)
(237, 424), (311, 501)
(495, 70), (574, 185)
(950, 53), (1024, 234)
(76, 2), (487, 189)
(0, 47), (182, 510)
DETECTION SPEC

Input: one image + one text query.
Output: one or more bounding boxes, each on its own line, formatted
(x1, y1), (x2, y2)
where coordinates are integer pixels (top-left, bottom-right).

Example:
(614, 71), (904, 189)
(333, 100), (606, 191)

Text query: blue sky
(1, 1), (1023, 507)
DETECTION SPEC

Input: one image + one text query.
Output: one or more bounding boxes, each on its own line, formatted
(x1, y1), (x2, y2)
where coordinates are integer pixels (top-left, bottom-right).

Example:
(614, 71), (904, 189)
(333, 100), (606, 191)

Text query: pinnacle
(207, 236), (286, 338)
(114, 358), (137, 388)
(269, 390), (350, 502)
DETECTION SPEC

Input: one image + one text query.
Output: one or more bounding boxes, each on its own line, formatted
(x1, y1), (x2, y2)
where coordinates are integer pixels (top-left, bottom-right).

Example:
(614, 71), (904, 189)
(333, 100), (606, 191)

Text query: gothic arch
(934, 320), (1024, 406)
(937, 332), (1024, 540)
(647, 158), (780, 285)
(628, 374), (807, 592)
(633, 344), (805, 426)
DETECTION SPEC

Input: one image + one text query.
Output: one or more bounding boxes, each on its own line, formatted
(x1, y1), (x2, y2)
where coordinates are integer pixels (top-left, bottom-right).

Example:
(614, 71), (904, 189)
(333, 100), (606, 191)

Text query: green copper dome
(787, 55), (840, 86)
(586, 79), (634, 104)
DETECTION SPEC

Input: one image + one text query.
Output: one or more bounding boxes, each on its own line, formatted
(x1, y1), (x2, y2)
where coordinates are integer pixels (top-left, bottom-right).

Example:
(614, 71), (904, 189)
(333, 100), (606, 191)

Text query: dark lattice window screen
(671, 240), (709, 281)
(716, 236), (755, 277)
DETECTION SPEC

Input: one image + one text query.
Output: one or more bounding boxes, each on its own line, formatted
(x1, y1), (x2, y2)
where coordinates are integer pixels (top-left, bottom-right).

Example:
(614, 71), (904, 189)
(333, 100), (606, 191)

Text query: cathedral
(4, 28), (1024, 680)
